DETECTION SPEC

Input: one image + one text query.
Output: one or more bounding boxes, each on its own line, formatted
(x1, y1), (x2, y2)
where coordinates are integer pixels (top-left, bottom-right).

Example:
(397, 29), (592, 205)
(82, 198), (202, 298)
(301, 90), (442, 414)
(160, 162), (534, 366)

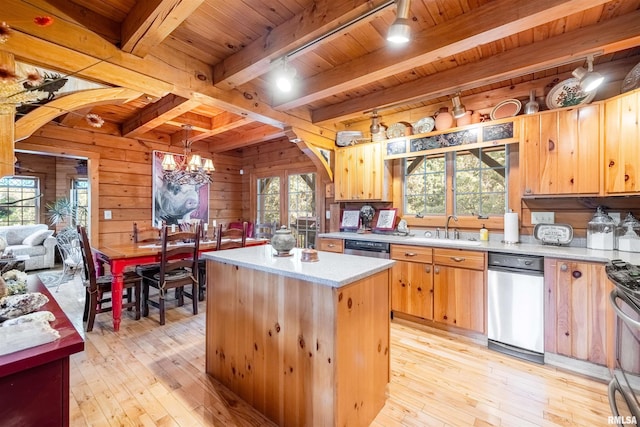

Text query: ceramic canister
(434, 107), (454, 131)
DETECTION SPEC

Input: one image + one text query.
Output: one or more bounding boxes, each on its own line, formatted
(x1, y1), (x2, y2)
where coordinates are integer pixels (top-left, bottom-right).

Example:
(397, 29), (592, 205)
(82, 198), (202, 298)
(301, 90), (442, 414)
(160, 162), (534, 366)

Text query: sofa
(0, 224), (57, 271)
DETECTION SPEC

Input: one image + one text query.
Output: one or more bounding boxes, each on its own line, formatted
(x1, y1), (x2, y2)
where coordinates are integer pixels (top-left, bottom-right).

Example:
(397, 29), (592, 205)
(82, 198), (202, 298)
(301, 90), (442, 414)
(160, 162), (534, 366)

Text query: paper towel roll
(504, 212), (519, 243)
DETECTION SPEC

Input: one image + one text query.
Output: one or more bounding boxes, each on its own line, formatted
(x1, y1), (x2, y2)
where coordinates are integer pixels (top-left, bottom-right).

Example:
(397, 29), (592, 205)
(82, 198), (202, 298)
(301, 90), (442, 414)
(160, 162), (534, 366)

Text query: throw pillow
(22, 229), (54, 246)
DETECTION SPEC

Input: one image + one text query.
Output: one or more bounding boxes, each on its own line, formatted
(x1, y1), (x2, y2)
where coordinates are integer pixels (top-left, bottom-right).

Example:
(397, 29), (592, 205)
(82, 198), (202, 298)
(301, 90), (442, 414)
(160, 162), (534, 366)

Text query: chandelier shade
(161, 125), (214, 186)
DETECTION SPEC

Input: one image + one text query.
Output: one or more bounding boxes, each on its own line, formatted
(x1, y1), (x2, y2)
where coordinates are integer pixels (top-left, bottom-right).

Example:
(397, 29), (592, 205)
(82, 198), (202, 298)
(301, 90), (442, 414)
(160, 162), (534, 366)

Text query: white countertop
(319, 232), (640, 264)
(202, 245), (395, 288)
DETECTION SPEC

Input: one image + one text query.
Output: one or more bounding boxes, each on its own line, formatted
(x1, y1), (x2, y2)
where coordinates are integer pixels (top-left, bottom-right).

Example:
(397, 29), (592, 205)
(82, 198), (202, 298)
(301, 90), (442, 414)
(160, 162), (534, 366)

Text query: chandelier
(161, 125), (215, 186)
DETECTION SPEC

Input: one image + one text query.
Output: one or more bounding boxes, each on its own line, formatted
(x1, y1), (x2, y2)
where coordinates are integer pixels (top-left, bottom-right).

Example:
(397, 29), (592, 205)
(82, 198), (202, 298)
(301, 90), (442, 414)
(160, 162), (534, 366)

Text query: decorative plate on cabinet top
(545, 77), (596, 109)
(386, 122), (412, 139)
(621, 61), (640, 93)
(412, 117), (435, 134)
(490, 99), (521, 121)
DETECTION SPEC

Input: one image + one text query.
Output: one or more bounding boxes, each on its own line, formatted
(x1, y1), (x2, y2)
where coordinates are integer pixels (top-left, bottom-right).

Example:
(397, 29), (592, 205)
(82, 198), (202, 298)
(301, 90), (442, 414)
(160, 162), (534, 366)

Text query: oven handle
(610, 289), (640, 329)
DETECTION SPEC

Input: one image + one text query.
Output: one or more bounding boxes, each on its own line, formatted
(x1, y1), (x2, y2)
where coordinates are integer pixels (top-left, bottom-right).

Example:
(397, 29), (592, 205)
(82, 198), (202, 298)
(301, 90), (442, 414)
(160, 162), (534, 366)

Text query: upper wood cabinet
(544, 258), (613, 366)
(521, 105), (600, 196)
(604, 89), (640, 194)
(334, 142), (392, 201)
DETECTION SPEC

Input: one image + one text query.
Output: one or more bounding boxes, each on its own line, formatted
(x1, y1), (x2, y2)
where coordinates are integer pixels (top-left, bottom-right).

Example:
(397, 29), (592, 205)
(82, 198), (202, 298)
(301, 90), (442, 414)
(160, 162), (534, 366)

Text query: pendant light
(387, 0), (411, 44)
(572, 54), (604, 92)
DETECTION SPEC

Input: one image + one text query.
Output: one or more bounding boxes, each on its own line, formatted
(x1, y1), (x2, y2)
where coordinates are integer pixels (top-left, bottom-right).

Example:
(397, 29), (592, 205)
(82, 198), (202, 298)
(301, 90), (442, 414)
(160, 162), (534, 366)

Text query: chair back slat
(217, 221), (247, 250)
(158, 224), (201, 289)
(254, 221), (276, 240)
(77, 226), (97, 291)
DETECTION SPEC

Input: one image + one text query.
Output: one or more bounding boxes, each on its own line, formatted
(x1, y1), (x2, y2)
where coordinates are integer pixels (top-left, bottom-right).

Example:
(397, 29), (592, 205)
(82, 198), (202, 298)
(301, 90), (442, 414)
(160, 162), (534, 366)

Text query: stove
(605, 260), (640, 426)
(606, 259), (640, 307)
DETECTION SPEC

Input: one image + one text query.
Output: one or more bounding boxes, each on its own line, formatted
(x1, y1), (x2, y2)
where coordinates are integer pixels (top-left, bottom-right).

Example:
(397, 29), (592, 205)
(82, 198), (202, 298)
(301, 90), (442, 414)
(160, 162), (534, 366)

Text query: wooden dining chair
(254, 221), (276, 240)
(138, 224), (200, 325)
(132, 222), (161, 243)
(217, 221), (247, 250)
(77, 225), (142, 332)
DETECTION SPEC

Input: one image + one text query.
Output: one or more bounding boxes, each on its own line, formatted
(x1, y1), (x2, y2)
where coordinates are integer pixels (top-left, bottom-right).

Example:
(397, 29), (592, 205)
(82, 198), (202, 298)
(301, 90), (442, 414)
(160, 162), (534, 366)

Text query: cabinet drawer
(433, 248), (485, 270)
(391, 245), (433, 263)
(318, 238), (344, 253)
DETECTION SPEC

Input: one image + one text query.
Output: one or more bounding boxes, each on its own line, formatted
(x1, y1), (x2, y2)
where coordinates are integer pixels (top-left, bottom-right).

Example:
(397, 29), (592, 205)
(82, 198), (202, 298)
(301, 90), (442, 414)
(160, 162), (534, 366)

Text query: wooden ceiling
(4, 0), (640, 154)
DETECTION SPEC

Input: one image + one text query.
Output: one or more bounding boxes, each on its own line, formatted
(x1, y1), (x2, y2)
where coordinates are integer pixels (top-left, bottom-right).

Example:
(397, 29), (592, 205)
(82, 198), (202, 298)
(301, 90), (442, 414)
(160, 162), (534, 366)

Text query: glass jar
(616, 212), (640, 253)
(586, 206), (616, 250)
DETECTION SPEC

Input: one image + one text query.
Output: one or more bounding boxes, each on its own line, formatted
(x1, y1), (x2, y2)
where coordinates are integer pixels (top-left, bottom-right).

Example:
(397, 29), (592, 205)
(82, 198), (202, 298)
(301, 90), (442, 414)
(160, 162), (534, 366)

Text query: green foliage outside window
(257, 176), (281, 224)
(403, 146), (507, 217)
(0, 176), (39, 226)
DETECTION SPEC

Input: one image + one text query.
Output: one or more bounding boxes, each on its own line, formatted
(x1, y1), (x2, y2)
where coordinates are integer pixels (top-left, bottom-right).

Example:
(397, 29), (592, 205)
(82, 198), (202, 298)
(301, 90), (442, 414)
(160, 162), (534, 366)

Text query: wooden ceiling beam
(313, 10), (640, 124)
(121, 0), (205, 57)
(122, 94), (201, 138)
(208, 126), (285, 153)
(212, 0), (392, 90)
(3, 0), (335, 142)
(275, 0), (612, 111)
(14, 87), (143, 142)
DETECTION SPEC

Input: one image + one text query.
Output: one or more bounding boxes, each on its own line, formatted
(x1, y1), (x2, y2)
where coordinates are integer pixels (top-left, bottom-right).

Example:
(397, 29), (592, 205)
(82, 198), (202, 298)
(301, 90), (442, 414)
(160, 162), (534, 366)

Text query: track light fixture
(387, 0), (411, 44)
(370, 109), (380, 135)
(275, 57), (297, 92)
(572, 54), (604, 92)
(451, 93), (466, 119)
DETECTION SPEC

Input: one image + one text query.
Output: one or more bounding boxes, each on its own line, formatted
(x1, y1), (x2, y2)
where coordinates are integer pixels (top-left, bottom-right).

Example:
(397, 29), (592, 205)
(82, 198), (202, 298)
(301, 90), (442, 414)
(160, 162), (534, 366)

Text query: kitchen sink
(405, 237), (483, 247)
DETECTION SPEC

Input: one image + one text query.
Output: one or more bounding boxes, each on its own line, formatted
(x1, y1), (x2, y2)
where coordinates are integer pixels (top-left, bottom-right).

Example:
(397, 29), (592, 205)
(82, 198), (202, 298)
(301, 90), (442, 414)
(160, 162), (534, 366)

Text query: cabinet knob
(434, 267), (440, 274)
(560, 263), (568, 272)
(525, 188), (532, 194)
(572, 270), (582, 279)
(425, 266), (431, 273)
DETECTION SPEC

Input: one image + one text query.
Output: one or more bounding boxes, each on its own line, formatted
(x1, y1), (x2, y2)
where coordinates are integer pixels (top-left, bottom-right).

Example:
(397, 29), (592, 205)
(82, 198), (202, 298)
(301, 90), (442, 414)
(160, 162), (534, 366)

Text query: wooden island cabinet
(203, 246), (393, 427)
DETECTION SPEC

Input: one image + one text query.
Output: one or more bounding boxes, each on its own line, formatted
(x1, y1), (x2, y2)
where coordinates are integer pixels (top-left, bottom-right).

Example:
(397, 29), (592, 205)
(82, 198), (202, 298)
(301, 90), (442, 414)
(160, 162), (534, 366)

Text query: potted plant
(45, 197), (86, 231)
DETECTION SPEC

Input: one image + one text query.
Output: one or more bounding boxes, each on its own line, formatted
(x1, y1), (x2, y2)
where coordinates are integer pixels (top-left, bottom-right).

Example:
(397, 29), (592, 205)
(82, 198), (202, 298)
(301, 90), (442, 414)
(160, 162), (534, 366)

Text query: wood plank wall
(17, 123), (244, 246)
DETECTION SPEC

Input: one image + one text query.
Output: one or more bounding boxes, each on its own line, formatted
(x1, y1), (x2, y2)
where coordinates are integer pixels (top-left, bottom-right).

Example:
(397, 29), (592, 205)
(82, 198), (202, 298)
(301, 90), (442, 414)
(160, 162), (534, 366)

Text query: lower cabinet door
(433, 265), (485, 333)
(391, 260), (433, 320)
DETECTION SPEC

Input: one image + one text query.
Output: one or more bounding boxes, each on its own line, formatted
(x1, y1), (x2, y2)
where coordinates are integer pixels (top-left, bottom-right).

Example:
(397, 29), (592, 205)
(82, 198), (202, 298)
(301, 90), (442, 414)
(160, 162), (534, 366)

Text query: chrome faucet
(445, 215), (458, 239)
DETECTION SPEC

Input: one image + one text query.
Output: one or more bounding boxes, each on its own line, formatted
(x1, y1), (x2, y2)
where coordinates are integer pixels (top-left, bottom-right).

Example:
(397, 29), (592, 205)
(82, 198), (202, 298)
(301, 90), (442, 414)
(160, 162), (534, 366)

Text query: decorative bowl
(271, 226), (296, 256)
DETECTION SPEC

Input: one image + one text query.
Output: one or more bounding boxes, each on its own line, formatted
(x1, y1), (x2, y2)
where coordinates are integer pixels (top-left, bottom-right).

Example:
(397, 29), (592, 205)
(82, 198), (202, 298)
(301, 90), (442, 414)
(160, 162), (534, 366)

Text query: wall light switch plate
(325, 210), (331, 219)
(104, 210), (112, 220)
(531, 211), (554, 224)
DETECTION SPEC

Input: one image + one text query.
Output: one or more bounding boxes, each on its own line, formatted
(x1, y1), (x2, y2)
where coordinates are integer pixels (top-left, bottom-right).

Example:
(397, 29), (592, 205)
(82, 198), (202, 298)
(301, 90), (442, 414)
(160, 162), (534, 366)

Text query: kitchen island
(202, 245), (394, 427)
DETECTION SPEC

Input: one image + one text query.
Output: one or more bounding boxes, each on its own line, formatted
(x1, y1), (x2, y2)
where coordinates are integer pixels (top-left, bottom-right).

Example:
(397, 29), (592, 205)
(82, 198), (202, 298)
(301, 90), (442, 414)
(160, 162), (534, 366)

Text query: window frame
(397, 143), (519, 230)
(0, 175), (40, 226)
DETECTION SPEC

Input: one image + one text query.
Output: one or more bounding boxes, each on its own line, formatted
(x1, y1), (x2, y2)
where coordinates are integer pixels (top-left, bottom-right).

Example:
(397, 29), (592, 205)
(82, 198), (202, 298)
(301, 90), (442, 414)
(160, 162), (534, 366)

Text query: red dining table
(96, 238), (268, 331)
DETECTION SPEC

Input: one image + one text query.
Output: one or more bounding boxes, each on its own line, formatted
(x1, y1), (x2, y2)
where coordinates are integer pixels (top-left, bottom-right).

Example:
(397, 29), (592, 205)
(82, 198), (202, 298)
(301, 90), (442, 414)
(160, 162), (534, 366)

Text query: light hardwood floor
(50, 275), (612, 426)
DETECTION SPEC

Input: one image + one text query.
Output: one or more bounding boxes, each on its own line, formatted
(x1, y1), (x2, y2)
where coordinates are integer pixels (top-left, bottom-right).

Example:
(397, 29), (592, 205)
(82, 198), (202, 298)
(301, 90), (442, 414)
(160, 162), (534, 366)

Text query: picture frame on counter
(341, 210), (360, 230)
(375, 208), (397, 231)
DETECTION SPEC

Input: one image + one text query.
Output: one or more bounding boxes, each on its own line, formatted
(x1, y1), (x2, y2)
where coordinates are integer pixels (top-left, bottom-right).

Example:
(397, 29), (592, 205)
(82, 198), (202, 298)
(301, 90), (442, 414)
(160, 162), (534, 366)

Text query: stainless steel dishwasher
(487, 252), (545, 364)
(343, 239), (390, 259)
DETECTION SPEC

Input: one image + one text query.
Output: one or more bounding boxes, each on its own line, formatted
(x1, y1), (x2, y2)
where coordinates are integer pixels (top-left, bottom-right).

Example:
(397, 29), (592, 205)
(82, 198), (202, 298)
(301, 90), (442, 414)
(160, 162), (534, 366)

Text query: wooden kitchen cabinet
(334, 142), (392, 201)
(544, 258), (614, 366)
(317, 237), (343, 253)
(390, 245), (433, 320)
(433, 248), (486, 333)
(521, 105), (600, 196)
(604, 89), (640, 194)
